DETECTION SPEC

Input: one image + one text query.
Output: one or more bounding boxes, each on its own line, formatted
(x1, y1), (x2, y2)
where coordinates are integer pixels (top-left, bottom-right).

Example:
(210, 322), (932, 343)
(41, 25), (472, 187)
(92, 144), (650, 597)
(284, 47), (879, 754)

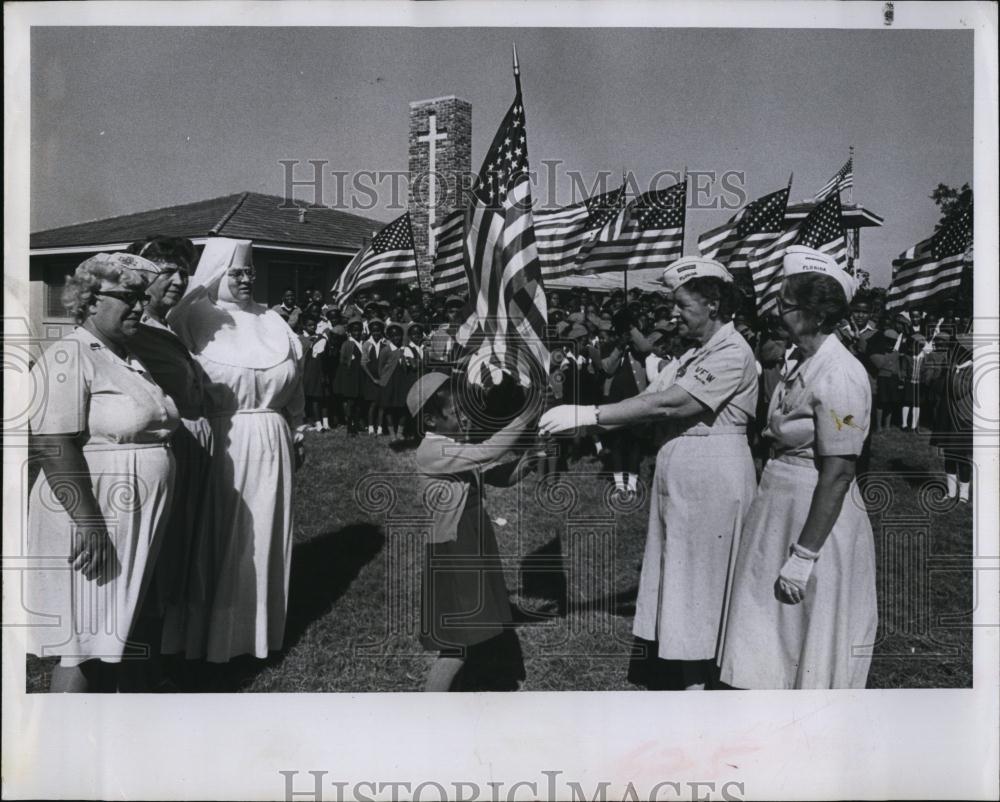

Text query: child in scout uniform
(397, 323), (426, 439)
(409, 372), (540, 691)
(599, 318), (649, 496)
(377, 322), (409, 440)
(361, 318), (387, 435)
(331, 316), (365, 434)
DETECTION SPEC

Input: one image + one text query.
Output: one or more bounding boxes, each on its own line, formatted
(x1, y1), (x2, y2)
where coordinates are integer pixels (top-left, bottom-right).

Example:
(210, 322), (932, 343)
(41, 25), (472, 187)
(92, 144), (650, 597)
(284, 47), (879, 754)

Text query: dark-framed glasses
(775, 295), (803, 316)
(227, 268), (256, 281)
(95, 290), (150, 306)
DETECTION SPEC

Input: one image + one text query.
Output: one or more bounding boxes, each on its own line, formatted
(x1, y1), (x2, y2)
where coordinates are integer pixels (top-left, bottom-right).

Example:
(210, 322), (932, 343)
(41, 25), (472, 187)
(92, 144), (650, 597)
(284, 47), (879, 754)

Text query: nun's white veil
(169, 237), (297, 370)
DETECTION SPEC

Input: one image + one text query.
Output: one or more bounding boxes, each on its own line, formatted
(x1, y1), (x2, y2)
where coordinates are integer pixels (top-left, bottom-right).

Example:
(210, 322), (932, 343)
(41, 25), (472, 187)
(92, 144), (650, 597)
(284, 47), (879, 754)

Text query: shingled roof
(30, 192), (389, 252)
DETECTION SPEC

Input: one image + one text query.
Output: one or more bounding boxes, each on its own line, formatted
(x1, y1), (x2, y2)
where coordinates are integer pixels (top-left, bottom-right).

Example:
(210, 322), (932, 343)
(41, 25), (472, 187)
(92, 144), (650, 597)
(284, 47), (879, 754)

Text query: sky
(30, 27), (974, 287)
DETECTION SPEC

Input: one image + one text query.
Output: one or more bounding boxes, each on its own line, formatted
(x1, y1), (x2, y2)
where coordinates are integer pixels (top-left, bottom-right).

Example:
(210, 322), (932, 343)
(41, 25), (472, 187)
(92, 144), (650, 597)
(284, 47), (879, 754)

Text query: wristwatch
(593, 405), (601, 426)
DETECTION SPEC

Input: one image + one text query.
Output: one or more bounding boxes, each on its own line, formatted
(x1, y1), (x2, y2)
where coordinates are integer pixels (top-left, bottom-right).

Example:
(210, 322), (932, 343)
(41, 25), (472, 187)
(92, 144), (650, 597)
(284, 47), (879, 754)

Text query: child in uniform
(408, 372), (540, 691)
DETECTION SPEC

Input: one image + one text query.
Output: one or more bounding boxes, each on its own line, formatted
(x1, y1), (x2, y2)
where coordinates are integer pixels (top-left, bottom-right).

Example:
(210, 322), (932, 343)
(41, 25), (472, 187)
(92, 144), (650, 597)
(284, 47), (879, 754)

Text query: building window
(43, 262), (77, 318)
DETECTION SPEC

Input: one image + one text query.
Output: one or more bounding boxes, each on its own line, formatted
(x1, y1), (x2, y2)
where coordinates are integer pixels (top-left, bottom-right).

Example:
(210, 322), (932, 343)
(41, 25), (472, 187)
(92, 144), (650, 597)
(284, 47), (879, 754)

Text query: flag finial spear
(512, 42), (522, 95)
(788, 171), (794, 188)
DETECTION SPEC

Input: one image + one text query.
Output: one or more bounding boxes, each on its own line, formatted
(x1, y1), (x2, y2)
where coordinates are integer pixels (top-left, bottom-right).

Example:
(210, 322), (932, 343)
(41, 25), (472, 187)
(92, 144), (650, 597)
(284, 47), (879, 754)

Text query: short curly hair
(125, 235), (196, 270)
(681, 276), (743, 321)
(62, 253), (146, 324)
(783, 272), (850, 334)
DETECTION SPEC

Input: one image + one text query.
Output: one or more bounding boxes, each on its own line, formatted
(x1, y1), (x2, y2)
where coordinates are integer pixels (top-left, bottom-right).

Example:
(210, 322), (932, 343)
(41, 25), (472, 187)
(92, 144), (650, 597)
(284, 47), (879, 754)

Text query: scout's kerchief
(782, 245), (856, 303)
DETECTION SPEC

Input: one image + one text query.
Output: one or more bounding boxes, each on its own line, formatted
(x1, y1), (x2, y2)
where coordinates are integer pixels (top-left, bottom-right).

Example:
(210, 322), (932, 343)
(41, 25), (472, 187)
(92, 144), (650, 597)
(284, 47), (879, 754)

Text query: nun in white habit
(169, 238), (305, 663)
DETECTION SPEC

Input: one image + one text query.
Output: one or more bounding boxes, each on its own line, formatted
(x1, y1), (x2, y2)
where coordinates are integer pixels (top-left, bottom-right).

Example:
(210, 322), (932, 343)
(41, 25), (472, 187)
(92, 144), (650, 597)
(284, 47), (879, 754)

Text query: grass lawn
(26, 426), (973, 691)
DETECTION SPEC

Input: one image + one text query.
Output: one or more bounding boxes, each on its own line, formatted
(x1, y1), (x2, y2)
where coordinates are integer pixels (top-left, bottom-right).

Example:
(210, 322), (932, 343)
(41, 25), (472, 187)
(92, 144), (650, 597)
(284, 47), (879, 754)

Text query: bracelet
(790, 542), (820, 561)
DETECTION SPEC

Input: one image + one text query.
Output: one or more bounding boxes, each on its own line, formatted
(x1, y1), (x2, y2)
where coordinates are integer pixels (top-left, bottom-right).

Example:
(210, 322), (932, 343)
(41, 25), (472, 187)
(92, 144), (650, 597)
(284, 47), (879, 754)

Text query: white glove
(538, 405), (597, 435)
(777, 549), (817, 604)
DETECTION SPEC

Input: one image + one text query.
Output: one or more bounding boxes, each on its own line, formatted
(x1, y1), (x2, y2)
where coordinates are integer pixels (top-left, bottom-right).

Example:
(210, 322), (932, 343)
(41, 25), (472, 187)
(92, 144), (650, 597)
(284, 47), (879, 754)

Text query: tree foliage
(930, 182), (972, 230)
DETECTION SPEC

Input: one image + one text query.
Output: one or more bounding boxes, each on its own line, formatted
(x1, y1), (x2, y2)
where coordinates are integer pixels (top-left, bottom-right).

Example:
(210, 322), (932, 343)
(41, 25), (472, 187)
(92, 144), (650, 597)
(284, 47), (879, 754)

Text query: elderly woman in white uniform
(169, 238), (305, 664)
(718, 247), (877, 689)
(26, 253), (179, 691)
(540, 258), (758, 689)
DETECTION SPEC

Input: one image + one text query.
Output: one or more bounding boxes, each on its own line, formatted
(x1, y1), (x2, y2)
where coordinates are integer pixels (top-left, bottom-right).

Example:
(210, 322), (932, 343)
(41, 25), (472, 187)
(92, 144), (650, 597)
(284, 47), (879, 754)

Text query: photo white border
(4, 2), (998, 800)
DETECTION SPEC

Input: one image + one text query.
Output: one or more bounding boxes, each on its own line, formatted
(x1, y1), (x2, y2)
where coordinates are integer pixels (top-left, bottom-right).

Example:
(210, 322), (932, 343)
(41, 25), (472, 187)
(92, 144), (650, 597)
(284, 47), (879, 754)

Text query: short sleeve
(674, 340), (752, 413)
(812, 365), (871, 457)
(29, 337), (91, 435)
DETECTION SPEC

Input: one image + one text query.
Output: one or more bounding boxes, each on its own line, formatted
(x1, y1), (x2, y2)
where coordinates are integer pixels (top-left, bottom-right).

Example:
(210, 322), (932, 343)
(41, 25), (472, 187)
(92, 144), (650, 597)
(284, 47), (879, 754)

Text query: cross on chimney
(408, 96), (471, 291)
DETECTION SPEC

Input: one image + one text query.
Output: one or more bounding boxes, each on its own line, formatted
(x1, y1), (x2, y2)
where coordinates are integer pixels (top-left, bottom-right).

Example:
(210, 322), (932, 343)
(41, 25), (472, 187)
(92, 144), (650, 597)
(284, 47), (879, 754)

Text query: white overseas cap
(782, 245), (856, 302)
(660, 257), (734, 292)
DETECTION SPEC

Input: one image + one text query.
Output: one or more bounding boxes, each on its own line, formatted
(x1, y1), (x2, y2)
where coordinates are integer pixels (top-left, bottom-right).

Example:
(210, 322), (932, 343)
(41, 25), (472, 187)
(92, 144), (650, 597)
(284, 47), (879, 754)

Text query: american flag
(574, 181), (686, 273)
(697, 186), (790, 270)
(533, 184), (627, 278)
(749, 190), (847, 314)
(332, 212), (418, 304)
(455, 83), (548, 388)
(886, 204), (973, 310)
(431, 208), (466, 293)
(812, 157), (853, 201)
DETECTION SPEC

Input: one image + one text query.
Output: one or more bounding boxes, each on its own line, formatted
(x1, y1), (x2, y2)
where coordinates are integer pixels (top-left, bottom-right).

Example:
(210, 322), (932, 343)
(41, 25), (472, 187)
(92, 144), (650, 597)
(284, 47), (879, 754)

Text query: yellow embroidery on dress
(830, 410), (863, 431)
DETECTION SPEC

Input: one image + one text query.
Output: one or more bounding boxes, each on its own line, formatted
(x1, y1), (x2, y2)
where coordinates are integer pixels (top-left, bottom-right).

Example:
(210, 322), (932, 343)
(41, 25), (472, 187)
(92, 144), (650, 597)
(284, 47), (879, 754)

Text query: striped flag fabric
(434, 184), (629, 291)
(572, 181), (687, 273)
(886, 204), (973, 310)
(431, 208), (466, 294)
(812, 157), (853, 201)
(697, 186), (790, 270)
(332, 212), (419, 305)
(749, 190), (847, 314)
(620, 182), (687, 271)
(534, 184), (627, 278)
(455, 83), (548, 388)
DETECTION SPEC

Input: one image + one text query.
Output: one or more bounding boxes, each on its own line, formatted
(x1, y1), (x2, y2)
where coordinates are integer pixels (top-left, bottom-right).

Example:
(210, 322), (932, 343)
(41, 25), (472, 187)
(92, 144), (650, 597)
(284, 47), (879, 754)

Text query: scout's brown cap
(406, 371), (451, 417)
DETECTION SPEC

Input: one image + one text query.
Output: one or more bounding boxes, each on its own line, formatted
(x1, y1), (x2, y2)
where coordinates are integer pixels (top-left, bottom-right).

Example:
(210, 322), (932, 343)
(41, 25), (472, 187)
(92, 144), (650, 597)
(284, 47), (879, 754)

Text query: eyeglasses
(226, 269), (256, 281)
(775, 296), (803, 316)
(95, 290), (150, 306)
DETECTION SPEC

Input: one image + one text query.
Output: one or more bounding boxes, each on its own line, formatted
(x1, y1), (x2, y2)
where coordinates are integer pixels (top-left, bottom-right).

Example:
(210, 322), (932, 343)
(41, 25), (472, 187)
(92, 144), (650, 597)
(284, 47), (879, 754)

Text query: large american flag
(433, 183), (629, 290)
(697, 186), (790, 270)
(455, 84), (548, 388)
(332, 212), (418, 304)
(533, 184), (627, 278)
(431, 208), (466, 294)
(886, 204), (973, 310)
(577, 181), (686, 273)
(812, 157), (853, 201)
(749, 190), (847, 314)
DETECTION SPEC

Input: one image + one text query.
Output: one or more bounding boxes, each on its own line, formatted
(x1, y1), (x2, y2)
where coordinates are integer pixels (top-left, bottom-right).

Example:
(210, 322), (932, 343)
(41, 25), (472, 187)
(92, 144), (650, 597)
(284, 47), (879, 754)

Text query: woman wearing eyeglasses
(169, 238), (305, 669)
(718, 247), (877, 689)
(123, 236), (215, 680)
(26, 253), (180, 691)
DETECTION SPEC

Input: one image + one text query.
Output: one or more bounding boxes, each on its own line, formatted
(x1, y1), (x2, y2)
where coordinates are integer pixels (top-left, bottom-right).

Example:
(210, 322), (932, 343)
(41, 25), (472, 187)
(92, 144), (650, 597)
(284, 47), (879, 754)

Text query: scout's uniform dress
(632, 321), (758, 661)
(361, 336), (386, 403)
(331, 335), (364, 399)
(718, 334), (877, 689)
(378, 342), (409, 410)
(26, 327), (179, 665)
(128, 313), (215, 656)
(414, 413), (532, 654)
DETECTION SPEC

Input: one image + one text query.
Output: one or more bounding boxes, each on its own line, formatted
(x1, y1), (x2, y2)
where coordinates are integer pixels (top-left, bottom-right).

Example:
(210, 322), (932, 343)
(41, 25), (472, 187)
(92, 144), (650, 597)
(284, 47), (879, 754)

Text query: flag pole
(512, 42), (522, 96)
(787, 171), (794, 189)
(848, 145), (854, 204)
